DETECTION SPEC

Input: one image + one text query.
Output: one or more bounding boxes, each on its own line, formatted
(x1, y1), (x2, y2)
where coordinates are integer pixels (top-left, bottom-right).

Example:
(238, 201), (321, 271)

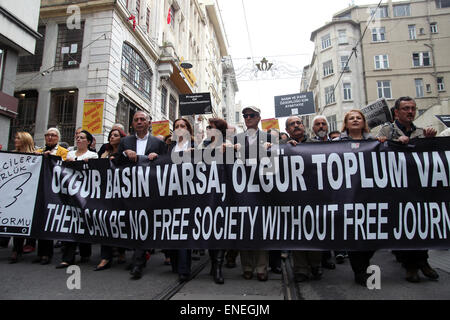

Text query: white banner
(0, 152), (42, 236)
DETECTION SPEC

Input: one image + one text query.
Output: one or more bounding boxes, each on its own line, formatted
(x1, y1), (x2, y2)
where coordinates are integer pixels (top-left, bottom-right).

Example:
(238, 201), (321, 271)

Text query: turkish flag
(167, 8), (172, 24)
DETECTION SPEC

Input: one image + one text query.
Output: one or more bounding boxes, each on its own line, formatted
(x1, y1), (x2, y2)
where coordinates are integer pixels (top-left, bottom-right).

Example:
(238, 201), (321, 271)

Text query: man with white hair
(312, 115), (330, 142)
(36, 127), (69, 160)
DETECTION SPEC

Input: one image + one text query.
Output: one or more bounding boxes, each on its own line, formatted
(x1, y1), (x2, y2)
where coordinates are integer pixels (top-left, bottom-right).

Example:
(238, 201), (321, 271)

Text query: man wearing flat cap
(233, 106), (271, 281)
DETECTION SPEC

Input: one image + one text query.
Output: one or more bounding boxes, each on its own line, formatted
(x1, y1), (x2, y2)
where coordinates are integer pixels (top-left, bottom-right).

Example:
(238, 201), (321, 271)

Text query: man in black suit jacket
(118, 111), (166, 279)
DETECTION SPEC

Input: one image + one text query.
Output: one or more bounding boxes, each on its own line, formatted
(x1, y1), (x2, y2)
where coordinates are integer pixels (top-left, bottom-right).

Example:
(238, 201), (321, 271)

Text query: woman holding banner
(167, 118), (195, 282)
(8, 132), (36, 263)
(334, 110), (377, 285)
(56, 130), (98, 269)
(200, 118), (231, 284)
(95, 128), (127, 271)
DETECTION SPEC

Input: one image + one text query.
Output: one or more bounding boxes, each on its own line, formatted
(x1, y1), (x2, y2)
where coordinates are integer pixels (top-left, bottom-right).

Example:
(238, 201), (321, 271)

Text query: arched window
(121, 43), (153, 100)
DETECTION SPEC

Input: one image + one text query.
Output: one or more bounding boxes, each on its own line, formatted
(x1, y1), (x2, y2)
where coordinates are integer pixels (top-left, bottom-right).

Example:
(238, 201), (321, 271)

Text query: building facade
(11, 0), (237, 149)
(0, 0), (41, 148)
(302, 0), (450, 133)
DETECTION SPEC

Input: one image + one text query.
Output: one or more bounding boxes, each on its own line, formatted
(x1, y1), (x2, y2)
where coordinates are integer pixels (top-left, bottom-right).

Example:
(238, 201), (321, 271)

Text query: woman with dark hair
(57, 130), (98, 269)
(199, 118), (230, 284)
(66, 130), (99, 161)
(202, 118), (229, 149)
(94, 128), (127, 271)
(167, 118), (194, 282)
(99, 128), (126, 159)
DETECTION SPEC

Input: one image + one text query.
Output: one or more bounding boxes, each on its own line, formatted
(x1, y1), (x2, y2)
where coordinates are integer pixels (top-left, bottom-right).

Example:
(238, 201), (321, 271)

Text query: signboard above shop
(274, 92), (315, 118)
(179, 93), (212, 116)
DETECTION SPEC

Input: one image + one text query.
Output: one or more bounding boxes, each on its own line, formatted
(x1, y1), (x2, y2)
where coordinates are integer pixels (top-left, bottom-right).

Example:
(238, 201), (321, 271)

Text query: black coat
(117, 134), (167, 163)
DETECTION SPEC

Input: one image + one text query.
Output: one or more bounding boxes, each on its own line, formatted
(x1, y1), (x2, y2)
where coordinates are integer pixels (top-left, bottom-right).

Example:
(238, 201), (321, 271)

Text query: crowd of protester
(0, 95), (447, 287)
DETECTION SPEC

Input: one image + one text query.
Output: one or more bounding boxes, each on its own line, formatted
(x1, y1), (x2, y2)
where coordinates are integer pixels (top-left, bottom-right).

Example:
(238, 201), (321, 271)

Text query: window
(413, 52), (431, 67)
(325, 86), (335, 105)
(121, 42), (153, 100)
(370, 6), (388, 18)
(116, 95), (139, 134)
(438, 77), (445, 91)
(415, 79), (424, 98)
(0, 49), (4, 90)
(18, 26), (46, 73)
(9, 90), (38, 150)
(430, 23), (438, 34)
(146, 8), (151, 33)
(343, 83), (352, 101)
(161, 86), (167, 115)
(48, 90), (78, 144)
(372, 27), (386, 42)
(168, 95), (177, 122)
(338, 30), (347, 44)
(436, 0), (450, 8)
(394, 4), (411, 17)
(426, 84), (432, 93)
(55, 22), (84, 70)
(169, 5), (176, 29)
(340, 55), (350, 71)
(377, 80), (392, 99)
(135, 0), (141, 23)
(327, 115), (337, 132)
(323, 60), (334, 77)
(374, 55), (389, 69)
(408, 25), (416, 40)
(321, 34), (331, 50)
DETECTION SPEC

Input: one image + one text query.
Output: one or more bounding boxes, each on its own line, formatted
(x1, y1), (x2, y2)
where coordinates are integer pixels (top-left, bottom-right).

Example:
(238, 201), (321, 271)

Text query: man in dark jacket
(118, 111), (166, 280)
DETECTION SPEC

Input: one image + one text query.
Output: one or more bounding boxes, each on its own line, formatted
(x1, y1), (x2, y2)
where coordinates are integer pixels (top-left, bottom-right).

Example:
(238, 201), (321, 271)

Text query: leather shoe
(294, 273), (308, 283)
(406, 269), (420, 283)
(322, 259), (336, 270)
(257, 272), (268, 281)
(40, 256), (51, 265)
(420, 263), (439, 280)
(271, 266), (282, 274)
(335, 254), (345, 264)
(94, 260), (111, 271)
(311, 266), (323, 280)
(354, 273), (370, 286)
(243, 271), (253, 280)
(56, 262), (70, 269)
(130, 266), (142, 279)
(179, 273), (190, 282)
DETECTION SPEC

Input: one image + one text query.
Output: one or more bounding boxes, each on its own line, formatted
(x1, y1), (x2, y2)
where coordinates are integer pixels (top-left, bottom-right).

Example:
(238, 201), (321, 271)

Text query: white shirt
(174, 140), (190, 152)
(136, 133), (149, 155)
(245, 129), (259, 145)
(67, 150), (98, 161)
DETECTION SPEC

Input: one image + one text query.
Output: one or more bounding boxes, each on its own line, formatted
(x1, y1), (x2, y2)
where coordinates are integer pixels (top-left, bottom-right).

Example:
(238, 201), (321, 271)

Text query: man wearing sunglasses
(233, 106), (271, 281)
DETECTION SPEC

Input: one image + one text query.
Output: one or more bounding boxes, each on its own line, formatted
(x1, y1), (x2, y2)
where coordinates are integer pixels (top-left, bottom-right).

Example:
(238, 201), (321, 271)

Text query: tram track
(152, 257), (210, 300)
(281, 255), (303, 300)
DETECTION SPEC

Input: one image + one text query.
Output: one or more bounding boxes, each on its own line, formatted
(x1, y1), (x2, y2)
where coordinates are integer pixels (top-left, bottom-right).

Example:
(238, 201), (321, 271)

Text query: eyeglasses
(44, 134), (58, 138)
(243, 113), (257, 119)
